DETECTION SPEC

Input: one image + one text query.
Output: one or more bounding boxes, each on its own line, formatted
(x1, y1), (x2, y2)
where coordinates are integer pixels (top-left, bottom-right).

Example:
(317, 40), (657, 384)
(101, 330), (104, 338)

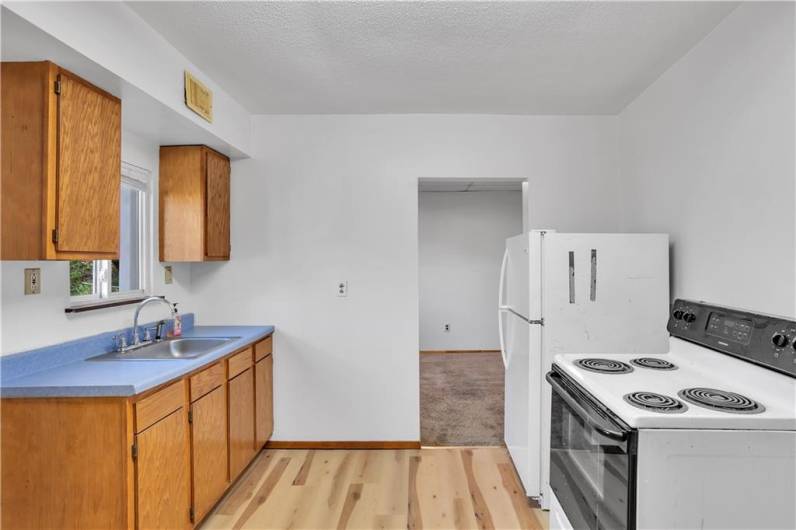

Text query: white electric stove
(546, 299), (796, 530)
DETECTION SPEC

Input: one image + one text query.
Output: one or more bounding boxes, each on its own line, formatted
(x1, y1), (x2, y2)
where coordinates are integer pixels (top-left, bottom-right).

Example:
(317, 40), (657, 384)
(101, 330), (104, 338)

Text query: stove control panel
(668, 299), (796, 378)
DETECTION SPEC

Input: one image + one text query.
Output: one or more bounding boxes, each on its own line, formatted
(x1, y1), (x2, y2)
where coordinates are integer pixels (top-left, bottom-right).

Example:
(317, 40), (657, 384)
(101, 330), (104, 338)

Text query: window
(69, 163), (150, 303)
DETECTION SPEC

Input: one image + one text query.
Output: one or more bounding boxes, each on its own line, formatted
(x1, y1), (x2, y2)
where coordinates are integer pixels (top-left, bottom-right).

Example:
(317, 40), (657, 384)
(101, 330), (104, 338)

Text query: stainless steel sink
(89, 337), (239, 361)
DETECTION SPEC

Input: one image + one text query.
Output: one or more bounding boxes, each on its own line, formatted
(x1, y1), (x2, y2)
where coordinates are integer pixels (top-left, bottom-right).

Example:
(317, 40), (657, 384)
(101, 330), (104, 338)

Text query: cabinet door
(1, 61), (51, 260)
(56, 70), (121, 254)
(205, 149), (230, 258)
(228, 368), (255, 479)
(255, 355), (273, 448)
(191, 385), (228, 523)
(136, 408), (190, 530)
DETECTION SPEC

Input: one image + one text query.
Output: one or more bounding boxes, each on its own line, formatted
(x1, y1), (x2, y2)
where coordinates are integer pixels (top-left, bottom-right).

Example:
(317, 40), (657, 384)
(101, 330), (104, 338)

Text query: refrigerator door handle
(590, 249), (597, 302)
(498, 248), (509, 308)
(498, 248), (510, 367)
(500, 305), (544, 326)
(568, 251), (576, 303)
(498, 311), (508, 368)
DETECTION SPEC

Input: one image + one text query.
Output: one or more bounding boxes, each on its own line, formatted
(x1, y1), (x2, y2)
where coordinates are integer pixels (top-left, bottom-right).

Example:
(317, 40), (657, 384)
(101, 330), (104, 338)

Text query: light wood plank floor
(200, 447), (548, 530)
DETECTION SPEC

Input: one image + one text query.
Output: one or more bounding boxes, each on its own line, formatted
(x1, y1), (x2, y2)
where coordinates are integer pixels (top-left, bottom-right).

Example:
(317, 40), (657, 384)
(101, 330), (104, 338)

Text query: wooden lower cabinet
(0, 398), (130, 529)
(255, 354), (274, 448)
(228, 367), (256, 479)
(135, 408), (190, 530)
(190, 385), (228, 522)
(0, 335), (273, 529)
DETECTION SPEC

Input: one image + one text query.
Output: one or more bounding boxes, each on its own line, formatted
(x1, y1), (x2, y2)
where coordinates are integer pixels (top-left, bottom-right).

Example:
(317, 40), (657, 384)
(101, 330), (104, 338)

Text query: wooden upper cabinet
(205, 150), (231, 258)
(159, 145), (231, 262)
(56, 72), (121, 254)
(0, 61), (121, 260)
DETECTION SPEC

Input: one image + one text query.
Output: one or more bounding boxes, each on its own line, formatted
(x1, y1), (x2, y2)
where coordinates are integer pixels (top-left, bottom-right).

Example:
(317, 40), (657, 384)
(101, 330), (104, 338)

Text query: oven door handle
(546, 372), (629, 442)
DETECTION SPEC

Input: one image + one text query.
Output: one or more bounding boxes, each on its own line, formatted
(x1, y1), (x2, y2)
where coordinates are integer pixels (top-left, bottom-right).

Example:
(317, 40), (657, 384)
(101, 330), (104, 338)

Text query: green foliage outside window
(111, 260), (120, 293)
(69, 261), (94, 296)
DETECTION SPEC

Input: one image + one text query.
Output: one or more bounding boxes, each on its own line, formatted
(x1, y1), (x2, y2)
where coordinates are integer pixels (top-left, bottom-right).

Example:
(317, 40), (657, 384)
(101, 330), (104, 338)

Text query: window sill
(65, 295), (163, 314)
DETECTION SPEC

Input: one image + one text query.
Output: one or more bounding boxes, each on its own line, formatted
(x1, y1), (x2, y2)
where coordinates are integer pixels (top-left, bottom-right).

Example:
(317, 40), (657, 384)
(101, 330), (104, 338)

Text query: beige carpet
(420, 351), (504, 446)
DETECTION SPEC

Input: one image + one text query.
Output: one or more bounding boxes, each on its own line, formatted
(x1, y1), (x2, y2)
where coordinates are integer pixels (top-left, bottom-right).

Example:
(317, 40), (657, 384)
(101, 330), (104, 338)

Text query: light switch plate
(24, 268), (41, 295)
(164, 265), (173, 284)
(337, 280), (348, 297)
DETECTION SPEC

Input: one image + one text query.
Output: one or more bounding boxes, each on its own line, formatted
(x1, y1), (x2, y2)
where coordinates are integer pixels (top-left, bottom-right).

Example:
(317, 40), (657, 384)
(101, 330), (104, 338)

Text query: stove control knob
(791, 338), (796, 351)
(683, 312), (696, 323)
(772, 333), (789, 348)
(672, 309), (684, 320)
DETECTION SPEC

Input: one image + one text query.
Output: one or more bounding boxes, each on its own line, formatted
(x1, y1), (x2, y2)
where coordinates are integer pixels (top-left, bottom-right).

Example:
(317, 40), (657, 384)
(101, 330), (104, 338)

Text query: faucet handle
(143, 327), (153, 342)
(156, 320), (168, 341)
(113, 334), (128, 352)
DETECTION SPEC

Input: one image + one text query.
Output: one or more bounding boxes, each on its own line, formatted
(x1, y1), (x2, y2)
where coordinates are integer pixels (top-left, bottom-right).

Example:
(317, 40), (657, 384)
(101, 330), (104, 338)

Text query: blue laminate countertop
(0, 325), (274, 398)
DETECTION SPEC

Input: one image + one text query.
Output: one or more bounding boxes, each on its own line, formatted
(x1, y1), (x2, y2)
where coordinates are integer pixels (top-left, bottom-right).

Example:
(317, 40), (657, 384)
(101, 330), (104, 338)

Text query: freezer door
(503, 310), (532, 491)
(542, 233), (670, 355)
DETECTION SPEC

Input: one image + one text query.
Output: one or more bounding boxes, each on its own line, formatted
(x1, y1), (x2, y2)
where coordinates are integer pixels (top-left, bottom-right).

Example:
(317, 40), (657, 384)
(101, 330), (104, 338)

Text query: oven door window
(550, 378), (633, 530)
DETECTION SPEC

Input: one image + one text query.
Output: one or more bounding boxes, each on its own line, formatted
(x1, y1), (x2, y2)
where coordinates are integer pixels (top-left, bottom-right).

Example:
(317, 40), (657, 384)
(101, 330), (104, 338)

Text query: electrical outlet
(164, 265), (173, 285)
(444, 323), (450, 332)
(24, 268), (41, 295)
(337, 281), (348, 297)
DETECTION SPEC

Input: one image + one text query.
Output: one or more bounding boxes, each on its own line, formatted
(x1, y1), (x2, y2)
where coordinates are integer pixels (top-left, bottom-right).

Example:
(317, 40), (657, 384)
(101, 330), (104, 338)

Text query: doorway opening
(418, 178), (526, 446)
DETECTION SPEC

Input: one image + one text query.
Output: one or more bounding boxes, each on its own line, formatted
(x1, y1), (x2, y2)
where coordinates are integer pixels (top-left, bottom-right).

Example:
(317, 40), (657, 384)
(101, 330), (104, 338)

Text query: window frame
(67, 161), (152, 306)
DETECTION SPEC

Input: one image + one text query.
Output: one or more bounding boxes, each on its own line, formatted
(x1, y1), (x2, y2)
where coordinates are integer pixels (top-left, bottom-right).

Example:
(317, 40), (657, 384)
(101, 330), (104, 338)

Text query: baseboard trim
(265, 440), (422, 450)
(420, 349), (501, 354)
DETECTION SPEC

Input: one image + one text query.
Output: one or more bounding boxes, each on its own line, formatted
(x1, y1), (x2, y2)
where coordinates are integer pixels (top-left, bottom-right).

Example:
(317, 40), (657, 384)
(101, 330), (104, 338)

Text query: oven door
(546, 368), (637, 530)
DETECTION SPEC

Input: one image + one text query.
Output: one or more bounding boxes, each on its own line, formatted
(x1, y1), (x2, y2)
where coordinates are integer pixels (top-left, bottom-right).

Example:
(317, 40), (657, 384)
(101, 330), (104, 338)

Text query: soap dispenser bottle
(172, 303), (182, 337)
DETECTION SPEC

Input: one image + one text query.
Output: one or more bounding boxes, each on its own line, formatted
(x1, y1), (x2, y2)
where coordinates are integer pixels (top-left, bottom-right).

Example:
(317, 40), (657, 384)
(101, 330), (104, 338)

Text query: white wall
(419, 191), (522, 351)
(619, 2), (796, 317)
(0, 131), (196, 355)
(189, 114), (622, 441)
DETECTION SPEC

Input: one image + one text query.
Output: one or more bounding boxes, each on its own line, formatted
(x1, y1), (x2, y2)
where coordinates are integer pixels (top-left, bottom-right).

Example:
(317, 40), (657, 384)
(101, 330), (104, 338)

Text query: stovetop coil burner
(630, 357), (677, 370)
(575, 358), (633, 374)
(623, 391), (687, 414)
(678, 388), (765, 414)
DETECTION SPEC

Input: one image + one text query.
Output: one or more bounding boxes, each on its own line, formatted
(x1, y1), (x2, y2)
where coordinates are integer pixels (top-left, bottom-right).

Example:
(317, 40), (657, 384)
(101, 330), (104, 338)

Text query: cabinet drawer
(227, 347), (253, 380)
(190, 362), (225, 402)
(136, 380), (184, 433)
(254, 336), (273, 362)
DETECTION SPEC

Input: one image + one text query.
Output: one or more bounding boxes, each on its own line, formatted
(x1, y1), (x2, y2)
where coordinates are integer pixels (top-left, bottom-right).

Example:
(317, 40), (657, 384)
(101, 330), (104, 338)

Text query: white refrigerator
(498, 230), (670, 506)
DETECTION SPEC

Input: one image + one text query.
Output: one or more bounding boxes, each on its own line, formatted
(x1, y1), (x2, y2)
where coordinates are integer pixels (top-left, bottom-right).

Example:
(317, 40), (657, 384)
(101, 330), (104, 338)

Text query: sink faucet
(133, 297), (176, 346)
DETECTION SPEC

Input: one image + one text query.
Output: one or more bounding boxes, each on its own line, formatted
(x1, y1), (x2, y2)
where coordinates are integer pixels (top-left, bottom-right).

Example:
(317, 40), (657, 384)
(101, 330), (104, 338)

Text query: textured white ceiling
(128, 1), (737, 115)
